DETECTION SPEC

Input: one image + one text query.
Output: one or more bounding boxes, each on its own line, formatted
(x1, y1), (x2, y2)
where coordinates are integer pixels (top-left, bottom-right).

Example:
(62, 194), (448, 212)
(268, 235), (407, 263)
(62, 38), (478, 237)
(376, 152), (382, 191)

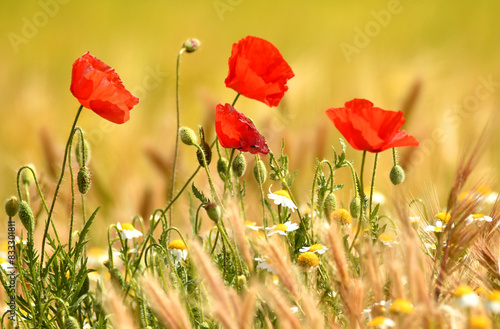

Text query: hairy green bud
(109, 268), (125, 288)
(232, 153), (247, 178)
(253, 159), (267, 184)
(196, 141), (212, 166)
(349, 197), (361, 219)
(390, 165), (406, 185)
(5, 196), (20, 217)
(21, 164), (36, 186)
(217, 158), (229, 181)
(77, 166), (91, 194)
(18, 201), (34, 233)
(323, 192), (337, 219)
(205, 202), (222, 223)
(75, 137), (91, 167)
(179, 127), (198, 146)
(64, 316), (81, 329)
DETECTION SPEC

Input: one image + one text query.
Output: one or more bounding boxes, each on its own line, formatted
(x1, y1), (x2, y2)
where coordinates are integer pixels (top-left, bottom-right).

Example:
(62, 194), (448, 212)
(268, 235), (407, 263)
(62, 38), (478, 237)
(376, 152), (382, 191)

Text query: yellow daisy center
(469, 315), (491, 329)
(472, 214), (485, 220)
(309, 244), (324, 252)
(332, 209), (352, 224)
(244, 221), (257, 227)
(274, 223), (288, 232)
(0, 257), (7, 264)
(168, 239), (187, 250)
(454, 285), (474, 297)
(367, 316), (387, 327)
(120, 223), (136, 231)
(297, 252), (320, 267)
(436, 212), (451, 223)
(274, 190), (291, 199)
(488, 290), (500, 302)
(477, 185), (493, 196)
(378, 233), (393, 242)
(389, 298), (414, 314)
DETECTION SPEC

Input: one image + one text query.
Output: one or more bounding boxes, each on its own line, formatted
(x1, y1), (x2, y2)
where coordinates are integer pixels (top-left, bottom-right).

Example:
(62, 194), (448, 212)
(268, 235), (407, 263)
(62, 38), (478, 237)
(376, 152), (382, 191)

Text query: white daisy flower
(244, 221), (263, 231)
(117, 222), (143, 240)
(255, 257), (277, 274)
(454, 285), (479, 308)
(299, 244), (327, 254)
(168, 239), (188, 262)
(424, 220), (446, 233)
(0, 257), (13, 272)
(378, 233), (398, 247)
(268, 187), (297, 212)
(15, 236), (27, 245)
(487, 290), (500, 314)
(367, 316), (395, 328)
(290, 306), (299, 314)
(486, 191), (499, 205)
(266, 221), (299, 236)
(465, 213), (493, 226)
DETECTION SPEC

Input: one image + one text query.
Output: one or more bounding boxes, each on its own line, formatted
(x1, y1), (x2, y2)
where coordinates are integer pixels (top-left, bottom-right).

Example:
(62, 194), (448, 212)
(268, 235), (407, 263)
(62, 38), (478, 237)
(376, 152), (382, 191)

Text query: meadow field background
(1, 0), (500, 282)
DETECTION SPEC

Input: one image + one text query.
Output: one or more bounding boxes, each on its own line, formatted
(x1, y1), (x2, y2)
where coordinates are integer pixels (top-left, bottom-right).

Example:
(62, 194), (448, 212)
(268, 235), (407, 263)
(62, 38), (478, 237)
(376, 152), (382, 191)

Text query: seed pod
(179, 127), (198, 146)
(18, 201), (34, 233)
(64, 316), (80, 329)
(253, 159), (267, 184)
(323, 192), (337, 219)
(5, 196), (20, 217)
(77, 166), (91, 194)
(205, 202), (222, 223)
(75, 137), (91, 167)
(232, 153), (246, 178)
(390, 165), (406, 185)
(196, 141), (212, 166)
(349, 197), (361, 219)
(217, 158), (229, 181)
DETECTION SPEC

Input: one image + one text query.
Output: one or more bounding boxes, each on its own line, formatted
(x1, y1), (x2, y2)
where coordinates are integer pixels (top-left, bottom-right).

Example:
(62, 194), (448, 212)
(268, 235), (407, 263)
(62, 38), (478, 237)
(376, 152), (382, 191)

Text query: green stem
(255, 155), (269, 232)
(194, 144), (223, 207)
(169, 48), (186, 231)
(68, 139), (75, 251)
(223, 148), (236, 199)
(392, 148), (398, 166)
(346, 161), (359, 198)
(231, 93), (241, 107)
(40, 104), (83, 278)
(369, 153), (379, 219)
(349, 151), (367, 253)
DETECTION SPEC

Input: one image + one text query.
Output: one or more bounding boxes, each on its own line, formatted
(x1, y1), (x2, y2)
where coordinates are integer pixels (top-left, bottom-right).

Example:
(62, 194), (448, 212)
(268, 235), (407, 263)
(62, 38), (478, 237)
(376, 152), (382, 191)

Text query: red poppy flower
(225, 36), (294, 107)
(215, 103), (269, 156)
(325, 99), (418, 153)
(70, 52), (139, 124)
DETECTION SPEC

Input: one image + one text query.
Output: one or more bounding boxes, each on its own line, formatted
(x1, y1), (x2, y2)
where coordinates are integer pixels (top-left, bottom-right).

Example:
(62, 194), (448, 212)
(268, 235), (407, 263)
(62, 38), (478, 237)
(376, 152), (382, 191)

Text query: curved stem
(346, 161), (359, 198)
(349, 151), (367, 253)
(40, 105), (83, 278)
(169, 48), (186, 231)
(194, 144), (223, 208)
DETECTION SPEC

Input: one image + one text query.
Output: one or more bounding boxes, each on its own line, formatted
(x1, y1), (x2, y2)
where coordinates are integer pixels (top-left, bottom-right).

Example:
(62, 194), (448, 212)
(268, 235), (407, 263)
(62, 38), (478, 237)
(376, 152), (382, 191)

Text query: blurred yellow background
(1, 0), (499, 245)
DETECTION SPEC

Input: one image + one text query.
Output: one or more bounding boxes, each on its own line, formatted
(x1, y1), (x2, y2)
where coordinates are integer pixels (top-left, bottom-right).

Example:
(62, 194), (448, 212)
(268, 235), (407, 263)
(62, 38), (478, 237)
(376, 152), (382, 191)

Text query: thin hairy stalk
(349, 151), (367, 252)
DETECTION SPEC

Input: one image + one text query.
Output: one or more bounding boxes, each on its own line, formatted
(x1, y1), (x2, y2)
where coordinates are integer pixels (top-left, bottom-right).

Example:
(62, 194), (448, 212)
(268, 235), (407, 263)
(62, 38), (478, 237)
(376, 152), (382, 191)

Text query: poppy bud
(349, 197), (361, 219)
(109, 267), (125, 288)
(205, 202), (222, 223)
(323, 192), (337, 219)
(77, 166), (91, 194)
(217, 158), (229, 181)
(179, 127), (198, 146)
(253, 159), (267, 184)
(390, 165), (405, 185)
(21, 164), (36, 186)
(75, 137), (91, 167)
(5, 196), (20, 217)
(64, 316), (81, 329)
(196, 141), (212, 166)
(18, 201), (34, 233)
(232, 153), (246, 178)
(183, 38), (201, 53)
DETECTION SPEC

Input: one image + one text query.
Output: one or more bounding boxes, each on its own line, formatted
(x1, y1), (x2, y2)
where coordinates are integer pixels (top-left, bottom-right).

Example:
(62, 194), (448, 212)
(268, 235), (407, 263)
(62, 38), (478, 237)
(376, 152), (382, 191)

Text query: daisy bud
(217, 158), (229, 181)
(179, 126), (198, 146)
(5, 196), (20, 217)
(64, 316), (81, 329)
(77, 166), (91, 194)
(205, 202), (222, 223)
(253, 159), (267, 184)
(183, 38), (200, 53)
(349, 197), (361, 219)
(390, 165), (405, 185)
(323, 192), (337, 219)
(232, 153), (246, 178)
(21, 164), (36, 186)
(75, 137), (91, 167)
(109, 268), (125, 288)
(18, 201), (35, 233)
(196, 141), (212, 166)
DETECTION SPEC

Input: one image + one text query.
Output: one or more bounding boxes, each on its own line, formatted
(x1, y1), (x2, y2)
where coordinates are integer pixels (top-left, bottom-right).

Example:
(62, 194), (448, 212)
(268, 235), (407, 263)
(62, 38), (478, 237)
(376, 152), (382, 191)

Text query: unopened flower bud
(5, 196), (20, 217)
(349, 197), (361, 219)
(196, 141), (212, 166)
(183, 38), (200, 53)
(179, 127), (198, 146)
(253, 159), (267, 184)
(323, 192), (337, 219)
(232, 153), (246, 178)
(75, 137), (91, 167)
(109, 268), (125, 288)
(64, 316), (81, 329)
(390, 165), (405, 185)
(217, 158), (229, 181)
(77, 166), (91, 194)
(18, 201), (34, 234)
(205, 202), (222, 223)
(21, 164), (36, 186)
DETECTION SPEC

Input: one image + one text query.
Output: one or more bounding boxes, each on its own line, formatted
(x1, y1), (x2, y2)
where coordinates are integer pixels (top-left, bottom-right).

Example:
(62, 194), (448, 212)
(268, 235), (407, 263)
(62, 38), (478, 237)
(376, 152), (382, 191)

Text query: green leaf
(370, 203), (380, 220)
(192, 183), (210, 204)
